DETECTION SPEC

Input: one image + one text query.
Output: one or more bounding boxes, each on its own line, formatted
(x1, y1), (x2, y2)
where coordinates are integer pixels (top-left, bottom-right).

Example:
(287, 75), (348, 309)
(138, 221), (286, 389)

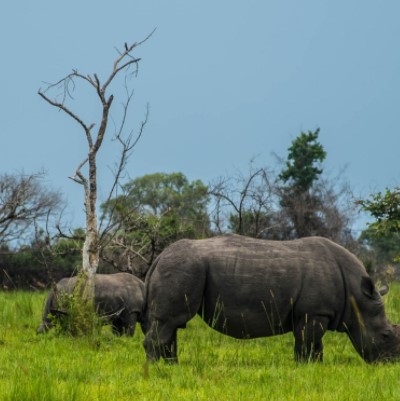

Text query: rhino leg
(293, 315), (329, 362)
(143, 320), (179, 363)
(111, 320), (126, 336)
(111, 312), (137, 336)
(163, 329), (178, 363)
(120, 312), (138, 336)
(124, 312), (138, 336)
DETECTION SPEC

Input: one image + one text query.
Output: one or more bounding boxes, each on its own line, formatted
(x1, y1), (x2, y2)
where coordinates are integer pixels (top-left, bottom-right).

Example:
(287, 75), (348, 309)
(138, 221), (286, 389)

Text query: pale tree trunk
(77, 100), (112, 300)
(81, 166), (99, 300)
(68, 153), (100, 303)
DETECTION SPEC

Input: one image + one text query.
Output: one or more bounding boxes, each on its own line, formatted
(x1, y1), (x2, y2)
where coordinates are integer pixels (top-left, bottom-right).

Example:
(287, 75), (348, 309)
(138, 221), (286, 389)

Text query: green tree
(358, 188), (400, 235)
(279, 128), (326, 191)
(277, 129), (353, 242)
(102, 172), (210, 277)
(358, 187), (400, 263)
(359, 226), (400, 266)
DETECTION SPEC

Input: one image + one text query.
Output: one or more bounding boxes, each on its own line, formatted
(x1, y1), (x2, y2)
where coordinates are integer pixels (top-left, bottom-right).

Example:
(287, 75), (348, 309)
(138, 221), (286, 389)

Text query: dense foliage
(0, 131), (396, 286)
(358, 187), (400, 268)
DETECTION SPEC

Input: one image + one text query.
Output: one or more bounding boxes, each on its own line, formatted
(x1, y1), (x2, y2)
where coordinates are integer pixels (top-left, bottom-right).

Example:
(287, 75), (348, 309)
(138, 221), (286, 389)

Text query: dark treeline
(0, 245), (115, 290)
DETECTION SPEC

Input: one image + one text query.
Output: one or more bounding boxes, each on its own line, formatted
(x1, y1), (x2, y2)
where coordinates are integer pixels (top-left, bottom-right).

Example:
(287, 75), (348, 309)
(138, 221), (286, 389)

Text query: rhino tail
(143, 255), (162, 299)
(140, 254), (163, 333)
(144, 254), (162, 284)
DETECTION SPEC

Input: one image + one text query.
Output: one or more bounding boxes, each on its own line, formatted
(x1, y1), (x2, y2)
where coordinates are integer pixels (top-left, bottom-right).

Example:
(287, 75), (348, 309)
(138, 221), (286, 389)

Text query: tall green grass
(0, 287), (400, 400)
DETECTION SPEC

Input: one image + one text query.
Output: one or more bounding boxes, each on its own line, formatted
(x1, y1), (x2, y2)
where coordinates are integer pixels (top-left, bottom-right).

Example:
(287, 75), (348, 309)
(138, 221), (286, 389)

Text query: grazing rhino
(37, 273), (144, 336)
(143, 234), (400, 363)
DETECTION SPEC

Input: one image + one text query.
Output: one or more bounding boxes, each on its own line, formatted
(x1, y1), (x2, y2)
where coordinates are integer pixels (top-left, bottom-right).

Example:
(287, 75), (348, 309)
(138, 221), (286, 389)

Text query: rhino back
(94, 273), (144, 314)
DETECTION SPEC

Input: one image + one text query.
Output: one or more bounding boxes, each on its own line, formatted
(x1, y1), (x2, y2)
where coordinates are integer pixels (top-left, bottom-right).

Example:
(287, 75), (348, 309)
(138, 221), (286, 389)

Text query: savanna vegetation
(1, 286), (400, 401)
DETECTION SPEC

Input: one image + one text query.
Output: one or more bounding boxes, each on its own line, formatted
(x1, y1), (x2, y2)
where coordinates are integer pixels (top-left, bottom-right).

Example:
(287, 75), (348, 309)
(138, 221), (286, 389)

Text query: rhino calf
(143, 234), (400, 363)
(37, 273), (144, 336)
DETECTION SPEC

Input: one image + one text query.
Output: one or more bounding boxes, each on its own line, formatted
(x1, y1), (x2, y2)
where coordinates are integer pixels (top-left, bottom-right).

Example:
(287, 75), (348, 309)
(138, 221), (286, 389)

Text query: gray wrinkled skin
(37, 273), (144, 336)
(143, 234), (400, 363)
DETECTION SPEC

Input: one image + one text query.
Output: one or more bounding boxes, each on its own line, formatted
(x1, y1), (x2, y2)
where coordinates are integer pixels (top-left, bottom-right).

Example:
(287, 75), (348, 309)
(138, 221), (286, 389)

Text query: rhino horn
(50, 308), (68, 317)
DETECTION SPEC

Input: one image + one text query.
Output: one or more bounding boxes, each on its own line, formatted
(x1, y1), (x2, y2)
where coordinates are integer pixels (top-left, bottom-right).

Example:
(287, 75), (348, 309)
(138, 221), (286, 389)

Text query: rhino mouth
(363, 341), (400, 363)
(369, 352), (400, 363)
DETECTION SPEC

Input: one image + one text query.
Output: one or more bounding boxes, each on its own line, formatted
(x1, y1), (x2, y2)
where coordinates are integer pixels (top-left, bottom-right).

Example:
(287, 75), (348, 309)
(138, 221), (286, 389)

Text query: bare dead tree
(0, 172), (61, 245)
(209, 164), (277, 237)
(38, 34), (153, 301)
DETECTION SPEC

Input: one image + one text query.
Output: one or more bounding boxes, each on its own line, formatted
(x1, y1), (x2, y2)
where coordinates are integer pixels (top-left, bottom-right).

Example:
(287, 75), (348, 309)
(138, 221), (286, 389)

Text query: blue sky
(2, 1), (400, 234)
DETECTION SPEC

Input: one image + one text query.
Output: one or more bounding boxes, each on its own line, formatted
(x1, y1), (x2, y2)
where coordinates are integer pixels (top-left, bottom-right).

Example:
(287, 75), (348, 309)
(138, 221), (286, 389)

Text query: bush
(52, 273), (102, 337)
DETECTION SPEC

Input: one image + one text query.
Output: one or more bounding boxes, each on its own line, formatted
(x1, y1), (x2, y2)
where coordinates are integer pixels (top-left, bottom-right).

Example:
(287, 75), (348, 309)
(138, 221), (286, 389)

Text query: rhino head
(349, 278), (400, 363)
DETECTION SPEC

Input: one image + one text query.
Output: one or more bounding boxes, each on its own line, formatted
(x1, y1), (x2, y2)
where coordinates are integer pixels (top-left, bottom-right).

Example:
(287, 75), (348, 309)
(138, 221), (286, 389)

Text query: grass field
(0, 286), (400, 401)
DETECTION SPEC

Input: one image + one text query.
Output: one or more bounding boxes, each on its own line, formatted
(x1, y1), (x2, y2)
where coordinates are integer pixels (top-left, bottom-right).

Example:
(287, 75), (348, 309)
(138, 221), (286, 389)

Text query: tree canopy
(358, 187), (400, 235)
(101, 172), (210, 277)
(277, 128), (352, 242)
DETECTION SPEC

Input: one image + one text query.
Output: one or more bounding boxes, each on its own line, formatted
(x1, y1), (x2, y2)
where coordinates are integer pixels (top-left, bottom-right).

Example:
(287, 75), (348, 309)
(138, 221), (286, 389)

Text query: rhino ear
(361, 277), (379, 299)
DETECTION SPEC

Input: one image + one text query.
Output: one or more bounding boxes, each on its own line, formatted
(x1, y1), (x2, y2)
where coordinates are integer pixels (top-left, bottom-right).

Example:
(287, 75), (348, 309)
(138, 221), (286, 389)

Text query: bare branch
(98, 97), (149, 237)
(102, 29), (156, 92)
(208, 163), (277, 236)
(68, 158), (89, 186)
(38, 90), (95, 147)
(0, 172), (62, 244)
